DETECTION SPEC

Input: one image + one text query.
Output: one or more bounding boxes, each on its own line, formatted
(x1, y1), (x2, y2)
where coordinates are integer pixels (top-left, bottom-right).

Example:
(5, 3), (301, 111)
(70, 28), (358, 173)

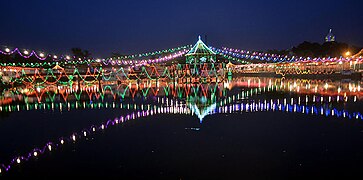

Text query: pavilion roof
(186, 36), (216, 56)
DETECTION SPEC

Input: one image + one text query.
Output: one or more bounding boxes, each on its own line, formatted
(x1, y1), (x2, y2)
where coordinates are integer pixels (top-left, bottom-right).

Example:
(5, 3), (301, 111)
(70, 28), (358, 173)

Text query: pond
(1, 77), (363, 179)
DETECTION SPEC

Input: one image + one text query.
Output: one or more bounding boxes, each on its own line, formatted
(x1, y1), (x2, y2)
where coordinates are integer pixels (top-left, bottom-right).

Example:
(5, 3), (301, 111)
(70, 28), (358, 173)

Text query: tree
(71, 48), (92, 59)
(110, 52), (125, 58)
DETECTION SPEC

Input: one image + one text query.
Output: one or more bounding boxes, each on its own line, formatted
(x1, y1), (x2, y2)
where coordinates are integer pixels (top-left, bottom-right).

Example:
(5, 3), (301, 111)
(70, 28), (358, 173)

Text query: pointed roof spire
(325, 28), (335, 42)
(186, 36), (216, 55)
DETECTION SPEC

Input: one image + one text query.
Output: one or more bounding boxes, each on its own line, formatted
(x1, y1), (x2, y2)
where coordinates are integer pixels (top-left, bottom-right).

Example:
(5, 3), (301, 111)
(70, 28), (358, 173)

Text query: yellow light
(345, 51), (351, 56)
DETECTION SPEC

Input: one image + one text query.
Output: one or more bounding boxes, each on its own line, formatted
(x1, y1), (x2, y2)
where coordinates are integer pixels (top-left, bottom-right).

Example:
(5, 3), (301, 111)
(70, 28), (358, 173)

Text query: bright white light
(23, 50), (29, 55)
(60, 139), (64, 144)
(48, 144), (52, 151)
(17, 158), (21, 164)
(72, 135), (76, 141)
(33, 151), (38, 157)
(53, 55), (58, 59)
(66, 56), (70, 60)
(324, 83), (329, 89)
(83, 131), (87, 136)
(39, 53), (44, 57)
(5, 48), (10, 52)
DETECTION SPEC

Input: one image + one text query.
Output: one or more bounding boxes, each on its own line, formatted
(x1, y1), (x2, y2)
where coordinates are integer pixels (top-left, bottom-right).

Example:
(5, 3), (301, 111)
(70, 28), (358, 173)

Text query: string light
(214, 47), (362, 63)
(0, 45), (192, 65)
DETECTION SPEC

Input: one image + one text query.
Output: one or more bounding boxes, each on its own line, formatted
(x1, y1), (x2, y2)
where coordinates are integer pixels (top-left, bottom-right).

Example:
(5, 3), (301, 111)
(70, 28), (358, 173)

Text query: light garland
(212, 47), (363, 63)
(0, 45), (192, 66)
(0, 61), (230, 86)
(111, 45), (192, 59)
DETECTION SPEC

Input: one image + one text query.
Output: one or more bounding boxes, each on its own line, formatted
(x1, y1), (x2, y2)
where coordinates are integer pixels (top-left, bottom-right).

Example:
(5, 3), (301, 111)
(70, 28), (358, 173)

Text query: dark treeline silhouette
(71, 48), (91, 59)
(267, 41), (362, 58)
(0, 53), (45, 64)
(110, 52), (124, 58)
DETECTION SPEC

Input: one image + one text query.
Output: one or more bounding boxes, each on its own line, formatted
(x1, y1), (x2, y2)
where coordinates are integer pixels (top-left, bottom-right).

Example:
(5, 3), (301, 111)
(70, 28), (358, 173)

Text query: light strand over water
(0, 97), (362, 175)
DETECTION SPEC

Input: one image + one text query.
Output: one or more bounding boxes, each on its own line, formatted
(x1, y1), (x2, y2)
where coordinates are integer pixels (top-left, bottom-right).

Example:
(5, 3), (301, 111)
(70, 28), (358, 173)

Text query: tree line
(267, 41), (362, 58)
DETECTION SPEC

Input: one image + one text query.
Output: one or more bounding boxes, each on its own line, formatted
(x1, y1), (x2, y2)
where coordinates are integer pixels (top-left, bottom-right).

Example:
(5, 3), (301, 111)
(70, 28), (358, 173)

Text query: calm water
(1, 77), (363, 179)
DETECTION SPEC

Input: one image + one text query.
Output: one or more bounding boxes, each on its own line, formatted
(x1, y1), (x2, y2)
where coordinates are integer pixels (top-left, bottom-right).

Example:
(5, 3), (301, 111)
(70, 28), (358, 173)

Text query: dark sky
(0, 0), (362, 58)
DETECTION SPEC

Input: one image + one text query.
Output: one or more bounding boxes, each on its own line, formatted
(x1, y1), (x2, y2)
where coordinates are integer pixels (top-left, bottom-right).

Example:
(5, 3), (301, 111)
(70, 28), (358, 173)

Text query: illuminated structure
(185, 36), (216, 64)
(179, 36), (226, 81)
(325, 29), (336, 42)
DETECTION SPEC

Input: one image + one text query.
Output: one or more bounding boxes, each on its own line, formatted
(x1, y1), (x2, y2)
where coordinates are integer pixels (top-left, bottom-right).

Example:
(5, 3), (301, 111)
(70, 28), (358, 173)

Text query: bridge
(1, 36), (362, 86)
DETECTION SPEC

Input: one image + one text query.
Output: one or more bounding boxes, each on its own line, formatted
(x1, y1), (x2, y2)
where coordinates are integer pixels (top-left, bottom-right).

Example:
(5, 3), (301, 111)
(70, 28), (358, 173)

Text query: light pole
(344, 51), (351, 71)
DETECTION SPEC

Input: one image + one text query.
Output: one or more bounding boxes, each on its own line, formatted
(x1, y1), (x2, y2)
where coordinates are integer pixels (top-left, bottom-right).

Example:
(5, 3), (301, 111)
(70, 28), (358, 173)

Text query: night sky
(0, 0), (362, 57)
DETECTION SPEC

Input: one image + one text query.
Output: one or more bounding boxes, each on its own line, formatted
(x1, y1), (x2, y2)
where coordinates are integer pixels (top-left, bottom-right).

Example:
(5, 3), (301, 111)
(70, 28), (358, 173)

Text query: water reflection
(0, 77), (362, 174)
(1, 77), (362, 116)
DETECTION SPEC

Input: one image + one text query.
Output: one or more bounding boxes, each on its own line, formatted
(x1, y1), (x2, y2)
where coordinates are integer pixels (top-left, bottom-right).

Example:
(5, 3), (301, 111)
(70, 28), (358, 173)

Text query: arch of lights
(0, 62), (230, 86)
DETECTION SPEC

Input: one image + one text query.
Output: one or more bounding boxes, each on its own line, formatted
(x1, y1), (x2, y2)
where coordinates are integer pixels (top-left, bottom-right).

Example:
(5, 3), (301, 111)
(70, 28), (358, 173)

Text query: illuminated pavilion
(185, 35), (216, 65)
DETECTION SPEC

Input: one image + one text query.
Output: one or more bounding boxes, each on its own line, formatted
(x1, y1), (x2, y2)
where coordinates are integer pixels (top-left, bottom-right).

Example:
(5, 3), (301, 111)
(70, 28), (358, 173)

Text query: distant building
(325, 29), (336, 42)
